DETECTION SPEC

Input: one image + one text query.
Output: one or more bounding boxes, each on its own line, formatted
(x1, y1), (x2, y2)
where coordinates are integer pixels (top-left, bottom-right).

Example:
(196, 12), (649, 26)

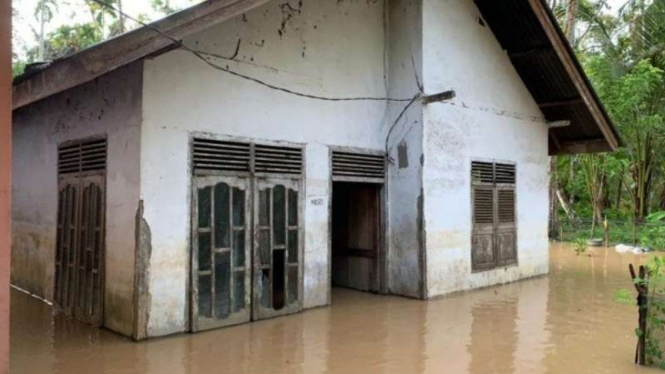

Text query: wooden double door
(54, 174), (106, 326)
(191, 175), (303, 331)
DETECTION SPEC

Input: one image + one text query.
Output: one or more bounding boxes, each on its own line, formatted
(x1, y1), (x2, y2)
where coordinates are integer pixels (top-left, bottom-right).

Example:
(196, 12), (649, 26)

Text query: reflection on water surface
(10, 243), (661, 373)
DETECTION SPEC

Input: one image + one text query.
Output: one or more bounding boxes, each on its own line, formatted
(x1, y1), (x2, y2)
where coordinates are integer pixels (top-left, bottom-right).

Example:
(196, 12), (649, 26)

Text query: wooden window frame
(470, 159), (518, 273)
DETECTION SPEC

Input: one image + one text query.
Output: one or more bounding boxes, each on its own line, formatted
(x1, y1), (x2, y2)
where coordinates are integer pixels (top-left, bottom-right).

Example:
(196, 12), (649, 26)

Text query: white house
(11, 0), (621, 339)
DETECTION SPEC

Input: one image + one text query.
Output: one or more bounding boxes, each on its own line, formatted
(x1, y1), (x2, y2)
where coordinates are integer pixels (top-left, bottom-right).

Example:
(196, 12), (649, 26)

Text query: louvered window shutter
(496, 163), (517, 266)
(471, 161), (517, 271)
(471, 161), (496, 271)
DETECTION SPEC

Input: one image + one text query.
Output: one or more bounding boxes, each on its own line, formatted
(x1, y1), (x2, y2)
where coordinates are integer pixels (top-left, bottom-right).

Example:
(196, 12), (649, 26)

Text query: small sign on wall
(310, 198), (325, 206)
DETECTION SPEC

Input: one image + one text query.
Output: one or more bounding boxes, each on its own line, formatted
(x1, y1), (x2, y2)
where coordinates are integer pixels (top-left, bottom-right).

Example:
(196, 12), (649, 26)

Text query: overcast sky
(12, 0), (630, 60)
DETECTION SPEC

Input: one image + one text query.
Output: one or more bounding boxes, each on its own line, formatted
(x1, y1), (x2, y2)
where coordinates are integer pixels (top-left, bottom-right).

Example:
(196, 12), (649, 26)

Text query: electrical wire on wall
(86, 0), (459, 163)
(89, 0), (416, 103)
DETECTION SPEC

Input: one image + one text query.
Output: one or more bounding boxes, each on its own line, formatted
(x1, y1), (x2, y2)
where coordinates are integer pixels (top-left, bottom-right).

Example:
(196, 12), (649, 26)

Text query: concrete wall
(141, 0), (407, 336)
(385, 0), (425, 298)
(11, 63), (143, 336)
(142, 0), (551, 335)
(421, 0), (550, 297)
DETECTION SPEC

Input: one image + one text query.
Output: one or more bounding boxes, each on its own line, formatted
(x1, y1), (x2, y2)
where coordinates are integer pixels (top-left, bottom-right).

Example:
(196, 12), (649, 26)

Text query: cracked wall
(383, 0), (425, 299)
(11, 62), (143, 336)
(133, 200), (152, 340)
(141, 0), (393, 337)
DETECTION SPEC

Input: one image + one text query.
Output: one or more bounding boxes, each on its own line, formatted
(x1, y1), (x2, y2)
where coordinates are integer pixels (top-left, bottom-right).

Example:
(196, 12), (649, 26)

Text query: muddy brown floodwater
(9, 243), (664, 374)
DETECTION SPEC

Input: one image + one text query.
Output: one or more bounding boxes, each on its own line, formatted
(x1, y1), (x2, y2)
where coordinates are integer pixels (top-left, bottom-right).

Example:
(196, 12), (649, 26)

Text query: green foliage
(640, 211), (665, 248)
(34, 0), (58, 24)
(12, 0), (200, 70)
(573, 237), (588, 255)
(648, 211), (665, 223)
(643, 256), (665, 367)
(559, 217), (665, 249)
(26, 23), (102, 62)
(615, 256), (665, 368)
(151, 0), (178, 15)
(12, 61), (26, 78)
(549, 0), (665, 229)
(614, 288), (634, 304)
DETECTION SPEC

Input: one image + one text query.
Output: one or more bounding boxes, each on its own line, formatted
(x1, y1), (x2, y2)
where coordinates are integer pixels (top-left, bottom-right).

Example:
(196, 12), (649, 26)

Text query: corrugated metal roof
(474, 0), (623, 154)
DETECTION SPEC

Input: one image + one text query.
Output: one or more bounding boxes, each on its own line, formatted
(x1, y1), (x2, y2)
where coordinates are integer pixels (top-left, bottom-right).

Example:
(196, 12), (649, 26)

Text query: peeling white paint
(141, 0), (394, 336)
(304, 143), (330, 308)
(421, 0), (550, 297)
(11, 63), (143, 337)
(13, 0), (555, 339)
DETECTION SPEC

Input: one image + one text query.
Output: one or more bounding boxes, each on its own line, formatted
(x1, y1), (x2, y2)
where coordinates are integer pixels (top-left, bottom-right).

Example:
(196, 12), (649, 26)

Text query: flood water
(10, 243), (663, 374)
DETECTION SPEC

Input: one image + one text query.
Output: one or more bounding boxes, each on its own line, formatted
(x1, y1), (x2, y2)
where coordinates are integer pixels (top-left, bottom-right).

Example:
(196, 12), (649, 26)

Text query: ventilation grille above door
(332, 151), (386, 180)
(254, 144), (303, 175)
(192, 138), (251, 172)
(58, 138), (107, 175)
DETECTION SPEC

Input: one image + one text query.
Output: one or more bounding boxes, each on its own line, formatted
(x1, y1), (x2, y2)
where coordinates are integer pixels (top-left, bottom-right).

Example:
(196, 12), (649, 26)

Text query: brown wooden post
(630, 264), (648, 366)
(0, 1), (12, 373)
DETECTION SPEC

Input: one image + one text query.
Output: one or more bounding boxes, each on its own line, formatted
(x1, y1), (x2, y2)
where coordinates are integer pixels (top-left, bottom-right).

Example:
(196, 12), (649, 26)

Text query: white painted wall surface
(11, 63), (143, 336)
(385, 0), (425, 298)
(421, 0), (550, 297)
(303, 143), (330, 309)
(141, 0), (412, 336)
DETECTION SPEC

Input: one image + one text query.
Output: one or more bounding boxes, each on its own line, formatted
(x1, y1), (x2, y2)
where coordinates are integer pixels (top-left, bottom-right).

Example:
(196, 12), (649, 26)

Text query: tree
(118, 0), (125, 34)
(546, 0), (665, 244)
(27, 23), (102, 62)
(34, 0), (58, 61)
(586, 57), (665, 220)
(85, 0), (120, 39)
(580, 154), (610, 235)
(565, 0), (580, 42)
(151, 0), (177, 15)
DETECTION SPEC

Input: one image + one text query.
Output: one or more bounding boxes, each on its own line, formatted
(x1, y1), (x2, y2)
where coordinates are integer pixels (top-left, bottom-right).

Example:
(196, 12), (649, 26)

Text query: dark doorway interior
(331, 182), (381, 293)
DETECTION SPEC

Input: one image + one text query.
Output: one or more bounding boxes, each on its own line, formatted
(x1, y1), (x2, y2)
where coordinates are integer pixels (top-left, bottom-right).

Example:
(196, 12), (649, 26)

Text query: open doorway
(331, 182), (382, 293)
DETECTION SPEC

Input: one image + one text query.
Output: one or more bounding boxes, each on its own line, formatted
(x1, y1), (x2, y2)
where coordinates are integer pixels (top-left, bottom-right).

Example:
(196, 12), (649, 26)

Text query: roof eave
(12, 0), (272, 110)
(530, 0), (623, 153)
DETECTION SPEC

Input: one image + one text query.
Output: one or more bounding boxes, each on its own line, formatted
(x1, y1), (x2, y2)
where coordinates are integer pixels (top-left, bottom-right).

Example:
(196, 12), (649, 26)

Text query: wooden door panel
(74, 175), (105, 326)
(55, 175), (105, 326)
(192, 176), (251, 331)
(253, 178), (303, 321)
(472, 233), (495, 270)
(54, 181), (79, 316)
(496, 231), (517, 266)
(496, 185), (516, 266)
